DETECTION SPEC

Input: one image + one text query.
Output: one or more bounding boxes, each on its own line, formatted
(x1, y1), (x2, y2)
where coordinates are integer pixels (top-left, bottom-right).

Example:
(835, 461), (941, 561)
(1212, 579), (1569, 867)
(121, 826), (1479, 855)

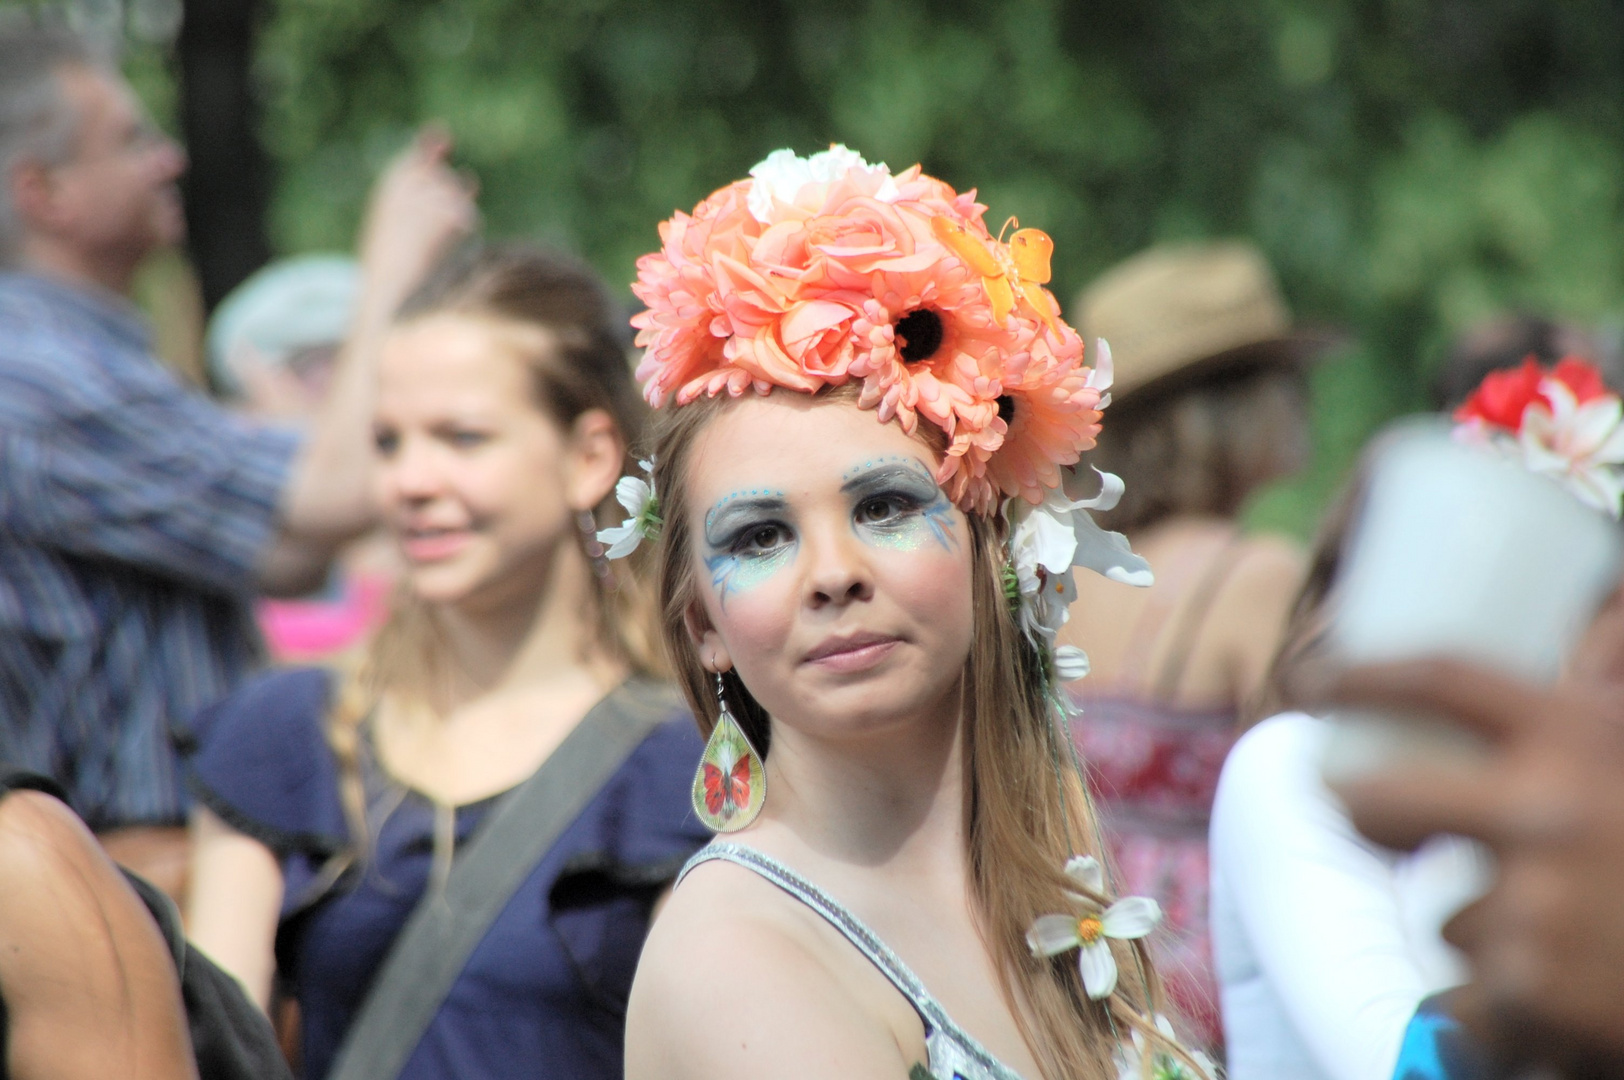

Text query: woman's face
(372, 313), (615, 612)
(684, 394), (976, 738)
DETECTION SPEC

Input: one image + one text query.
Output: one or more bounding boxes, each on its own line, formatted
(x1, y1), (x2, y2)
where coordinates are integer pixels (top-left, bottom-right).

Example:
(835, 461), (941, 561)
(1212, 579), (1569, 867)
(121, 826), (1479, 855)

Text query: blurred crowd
(4, 16), (1624, 1080)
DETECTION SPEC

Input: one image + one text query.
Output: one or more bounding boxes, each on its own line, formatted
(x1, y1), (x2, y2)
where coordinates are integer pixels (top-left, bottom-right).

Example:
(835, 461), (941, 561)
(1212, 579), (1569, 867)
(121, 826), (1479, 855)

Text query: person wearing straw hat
(1056, 239), (1325, 1051)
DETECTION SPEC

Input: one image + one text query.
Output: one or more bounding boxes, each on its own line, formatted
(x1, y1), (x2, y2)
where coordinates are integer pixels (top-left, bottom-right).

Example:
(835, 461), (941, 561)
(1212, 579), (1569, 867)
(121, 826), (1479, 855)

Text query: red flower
(1454, 357), (1545, 431)
(1551, 356), (1609, 404)
(1454, 355), (1613, 433)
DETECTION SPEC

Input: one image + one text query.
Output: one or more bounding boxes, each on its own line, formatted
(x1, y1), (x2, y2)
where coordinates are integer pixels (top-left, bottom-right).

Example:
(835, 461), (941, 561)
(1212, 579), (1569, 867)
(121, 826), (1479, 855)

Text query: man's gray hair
(0, 17), (110, 263)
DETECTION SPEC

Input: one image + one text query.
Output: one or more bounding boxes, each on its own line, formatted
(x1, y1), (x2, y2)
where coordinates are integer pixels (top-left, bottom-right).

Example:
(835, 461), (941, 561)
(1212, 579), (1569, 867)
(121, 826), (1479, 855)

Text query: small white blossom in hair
(1026, 855), (1161, 1000)
(1113, 1014), (1217, 1080)
(1053, 645), (1091, 682)
(596, 459), (662, 559)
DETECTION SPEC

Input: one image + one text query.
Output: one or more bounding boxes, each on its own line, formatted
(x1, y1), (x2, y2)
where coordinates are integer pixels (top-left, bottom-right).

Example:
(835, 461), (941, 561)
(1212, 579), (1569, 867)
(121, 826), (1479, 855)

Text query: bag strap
(326, 677), (681, 1080)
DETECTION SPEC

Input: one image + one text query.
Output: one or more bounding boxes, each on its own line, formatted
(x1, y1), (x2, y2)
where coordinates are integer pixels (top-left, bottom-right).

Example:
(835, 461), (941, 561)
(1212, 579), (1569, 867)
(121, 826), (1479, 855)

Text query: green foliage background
(160, 1), (1624, 533)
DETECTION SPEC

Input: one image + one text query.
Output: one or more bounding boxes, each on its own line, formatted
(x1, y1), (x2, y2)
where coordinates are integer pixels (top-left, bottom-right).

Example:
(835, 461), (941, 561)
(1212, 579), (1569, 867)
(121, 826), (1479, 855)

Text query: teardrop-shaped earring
(691, 672), (766, 833)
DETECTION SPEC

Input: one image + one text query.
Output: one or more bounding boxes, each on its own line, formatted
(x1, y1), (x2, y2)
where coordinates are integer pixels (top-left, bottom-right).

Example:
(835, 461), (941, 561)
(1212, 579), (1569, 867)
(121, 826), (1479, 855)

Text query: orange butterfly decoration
(931, 215), (1062, 336)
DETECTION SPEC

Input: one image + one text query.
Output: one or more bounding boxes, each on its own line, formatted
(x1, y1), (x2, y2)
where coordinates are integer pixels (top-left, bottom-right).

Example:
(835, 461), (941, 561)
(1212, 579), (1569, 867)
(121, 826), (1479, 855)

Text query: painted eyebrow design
(840, 458), (943, 499)
(704, 492), (790, 545)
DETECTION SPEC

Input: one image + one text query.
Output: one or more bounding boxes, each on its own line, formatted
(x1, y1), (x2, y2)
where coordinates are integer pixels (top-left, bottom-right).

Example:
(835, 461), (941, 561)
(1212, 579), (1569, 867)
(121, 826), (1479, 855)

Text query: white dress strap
(678, 843), (1027, 1080)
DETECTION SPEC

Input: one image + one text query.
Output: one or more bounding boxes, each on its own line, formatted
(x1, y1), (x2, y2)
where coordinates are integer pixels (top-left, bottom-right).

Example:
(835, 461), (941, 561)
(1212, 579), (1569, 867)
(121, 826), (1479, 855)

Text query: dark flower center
(895, 309), (944, 364)
(997, 394), (1016, 424)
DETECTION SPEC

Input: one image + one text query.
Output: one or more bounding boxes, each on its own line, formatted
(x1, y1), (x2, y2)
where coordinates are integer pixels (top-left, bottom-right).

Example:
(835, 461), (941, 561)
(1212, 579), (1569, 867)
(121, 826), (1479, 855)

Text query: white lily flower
(1087, 338), (1115, 412)
(1026, 856), (1162, 1000)
(1053, 645), (1091, 681)
(1005, 470), (1153, 651)
(595, 459), (661, 559)
(746, 145), (898, 223)
(1063, 468), (1155, 587)
(1518, 377), (1624, 518)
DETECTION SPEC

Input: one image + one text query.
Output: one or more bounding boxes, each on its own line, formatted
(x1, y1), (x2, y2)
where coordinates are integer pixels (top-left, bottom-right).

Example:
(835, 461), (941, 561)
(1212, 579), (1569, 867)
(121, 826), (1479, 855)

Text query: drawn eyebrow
(704, 495), (790, 546)
(840, 460), (941, 499)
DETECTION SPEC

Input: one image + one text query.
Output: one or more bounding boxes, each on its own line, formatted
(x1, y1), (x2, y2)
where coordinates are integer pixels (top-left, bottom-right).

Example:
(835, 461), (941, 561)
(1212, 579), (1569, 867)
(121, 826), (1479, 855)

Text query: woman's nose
(382, 437), (444, 502)
(801, 520), (874, 608)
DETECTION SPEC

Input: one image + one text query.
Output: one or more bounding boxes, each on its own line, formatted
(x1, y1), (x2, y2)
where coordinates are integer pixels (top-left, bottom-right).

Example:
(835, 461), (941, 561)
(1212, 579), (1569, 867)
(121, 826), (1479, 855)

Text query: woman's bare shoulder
(627, 856), (919, 1080)
(0, 789), (113, 908)
(1213, 532), (1308, 618)
(0, 791), (154, 969)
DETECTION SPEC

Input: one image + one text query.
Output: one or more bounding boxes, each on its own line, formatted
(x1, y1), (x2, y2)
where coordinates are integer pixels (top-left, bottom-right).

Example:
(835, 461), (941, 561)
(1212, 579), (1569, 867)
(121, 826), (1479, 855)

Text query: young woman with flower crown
(604, 147), (1212, 1080)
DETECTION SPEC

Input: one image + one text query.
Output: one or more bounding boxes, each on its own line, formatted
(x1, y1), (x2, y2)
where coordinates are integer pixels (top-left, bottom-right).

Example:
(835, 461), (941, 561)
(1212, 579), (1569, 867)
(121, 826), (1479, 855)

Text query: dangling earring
(691, 672), (766, 833)
(577, 509), (612, 582)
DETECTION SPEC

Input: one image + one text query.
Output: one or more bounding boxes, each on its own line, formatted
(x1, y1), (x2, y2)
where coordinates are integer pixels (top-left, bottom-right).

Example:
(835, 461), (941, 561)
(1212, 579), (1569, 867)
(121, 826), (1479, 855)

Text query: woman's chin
(402, 560), (491, 607)
(774, 672), (960, 739)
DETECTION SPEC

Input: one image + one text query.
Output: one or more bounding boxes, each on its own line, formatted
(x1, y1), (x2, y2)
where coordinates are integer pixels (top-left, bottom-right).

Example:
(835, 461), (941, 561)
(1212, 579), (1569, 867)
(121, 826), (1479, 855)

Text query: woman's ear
(563, 408), (625, 512)
(683, 600), (732, 673)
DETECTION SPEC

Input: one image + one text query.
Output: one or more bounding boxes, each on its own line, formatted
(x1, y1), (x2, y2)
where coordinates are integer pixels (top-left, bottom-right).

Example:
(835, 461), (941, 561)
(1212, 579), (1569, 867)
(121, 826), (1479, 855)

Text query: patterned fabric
(1071, 694), (1235, 1051)
(0, 273), (298, 828)
(1391, 993), (1494, 1080)
(679, 844), (1026, 1080)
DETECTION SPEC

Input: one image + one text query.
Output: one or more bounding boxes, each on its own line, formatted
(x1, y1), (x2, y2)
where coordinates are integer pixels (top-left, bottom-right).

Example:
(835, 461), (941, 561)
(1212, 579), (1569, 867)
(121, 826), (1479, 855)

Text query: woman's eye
(856, 495), (911, 525)
(448, 429), (489, 448)
(735, 523), (789, 554)
(373, 429), (399, 456)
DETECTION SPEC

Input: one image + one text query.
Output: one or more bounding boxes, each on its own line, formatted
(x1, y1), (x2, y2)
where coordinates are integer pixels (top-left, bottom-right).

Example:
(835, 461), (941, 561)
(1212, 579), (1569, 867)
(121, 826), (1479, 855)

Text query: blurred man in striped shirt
(0, 21), (473, 896)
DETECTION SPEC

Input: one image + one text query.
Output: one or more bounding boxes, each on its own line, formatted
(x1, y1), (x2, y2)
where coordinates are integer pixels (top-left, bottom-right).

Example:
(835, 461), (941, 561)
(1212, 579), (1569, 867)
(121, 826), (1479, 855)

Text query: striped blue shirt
(0, 273), (300, 828)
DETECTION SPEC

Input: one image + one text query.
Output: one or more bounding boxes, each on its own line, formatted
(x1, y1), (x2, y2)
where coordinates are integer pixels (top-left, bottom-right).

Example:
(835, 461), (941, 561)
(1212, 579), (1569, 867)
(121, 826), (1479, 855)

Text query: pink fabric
(257, 572), (390, 662)
(1071, 692), (1236, 1054)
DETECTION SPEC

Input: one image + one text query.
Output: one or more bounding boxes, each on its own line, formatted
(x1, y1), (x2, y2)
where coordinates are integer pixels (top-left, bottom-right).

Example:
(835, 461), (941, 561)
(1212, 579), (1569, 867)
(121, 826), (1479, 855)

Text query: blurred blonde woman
(184, 245), (708, 1080)
(612, 147), (1210, 1080)
(1057, 242), (1321, 1047)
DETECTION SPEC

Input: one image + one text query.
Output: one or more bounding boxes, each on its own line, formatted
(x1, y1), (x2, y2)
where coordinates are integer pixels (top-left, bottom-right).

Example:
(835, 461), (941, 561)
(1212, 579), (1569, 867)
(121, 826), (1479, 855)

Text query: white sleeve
(1210, 714), (1433, 1080)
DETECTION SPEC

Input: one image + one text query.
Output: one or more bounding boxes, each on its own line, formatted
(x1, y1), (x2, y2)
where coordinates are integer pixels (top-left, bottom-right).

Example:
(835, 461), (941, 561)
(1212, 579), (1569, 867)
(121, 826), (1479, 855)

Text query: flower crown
(1452, 356), (1624, 518)
(629, 145), (1108, 516)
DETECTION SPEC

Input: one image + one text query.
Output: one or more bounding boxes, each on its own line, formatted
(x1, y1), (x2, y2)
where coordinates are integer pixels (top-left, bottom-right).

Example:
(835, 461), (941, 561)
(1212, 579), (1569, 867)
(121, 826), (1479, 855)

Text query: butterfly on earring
(702, 745), (752, 819)
(931, 214), (1062, 336)
(691, 702), (766, 832)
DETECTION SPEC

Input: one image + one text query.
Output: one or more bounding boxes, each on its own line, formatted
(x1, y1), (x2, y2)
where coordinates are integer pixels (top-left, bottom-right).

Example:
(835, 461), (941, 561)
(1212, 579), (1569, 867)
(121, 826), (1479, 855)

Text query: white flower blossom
(746, 144), (899, 224)
(1518, 376), (1624, 517)
(1053, 645), (1091, 681)
(1026, 856), (1162, 1000)
(1113, 1014), (1217, 1080)
(1087, 337), (1116, 411)
(1006, 469), (1154, 647)
(595, 459), (661, 559)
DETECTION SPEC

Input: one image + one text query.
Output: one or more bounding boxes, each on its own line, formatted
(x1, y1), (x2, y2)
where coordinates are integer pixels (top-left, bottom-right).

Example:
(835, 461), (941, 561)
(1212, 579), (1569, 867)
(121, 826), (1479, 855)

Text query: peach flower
(631, 180), (762, 406)
(629, 146), (1105, 514)
(982, 331), (1106, 505)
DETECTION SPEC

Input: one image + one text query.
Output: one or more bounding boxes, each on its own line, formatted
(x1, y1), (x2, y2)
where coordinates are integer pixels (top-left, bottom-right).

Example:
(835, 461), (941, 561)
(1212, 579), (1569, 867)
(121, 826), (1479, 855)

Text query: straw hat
(1075, 240), (1322, 403)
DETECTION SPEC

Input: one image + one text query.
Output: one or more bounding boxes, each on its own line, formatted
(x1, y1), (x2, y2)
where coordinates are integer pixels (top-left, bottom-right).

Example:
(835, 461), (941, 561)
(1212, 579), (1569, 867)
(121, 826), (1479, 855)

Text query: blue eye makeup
(841, 456), (957, 552)
(703, 489), (793, 609)
(697, 460), (956, 609)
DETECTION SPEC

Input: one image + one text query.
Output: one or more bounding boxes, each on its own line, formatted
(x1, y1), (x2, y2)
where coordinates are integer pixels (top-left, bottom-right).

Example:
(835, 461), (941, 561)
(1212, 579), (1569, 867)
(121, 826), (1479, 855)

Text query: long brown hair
(649, 387), (1188, 1080)
(327, 243), (662, 849)
(1246, 457), (1373, 727)
(1091, 361), (1307, 534)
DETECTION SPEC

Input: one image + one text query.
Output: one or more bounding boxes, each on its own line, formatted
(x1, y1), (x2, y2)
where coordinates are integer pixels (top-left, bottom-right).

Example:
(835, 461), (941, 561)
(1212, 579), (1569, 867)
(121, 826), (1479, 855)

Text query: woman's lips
(401, 528), (472, 563)
(804, 633), (902, 674)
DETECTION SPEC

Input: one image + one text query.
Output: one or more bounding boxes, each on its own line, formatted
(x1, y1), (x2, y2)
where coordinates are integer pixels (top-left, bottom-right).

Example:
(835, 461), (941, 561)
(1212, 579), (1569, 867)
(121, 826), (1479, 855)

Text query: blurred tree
(90, 0), (1624, 532)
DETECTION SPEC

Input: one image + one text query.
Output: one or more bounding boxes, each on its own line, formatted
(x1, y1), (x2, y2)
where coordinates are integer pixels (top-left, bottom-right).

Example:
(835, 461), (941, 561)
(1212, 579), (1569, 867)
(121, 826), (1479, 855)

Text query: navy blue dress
(186, 668), (709, 1080)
